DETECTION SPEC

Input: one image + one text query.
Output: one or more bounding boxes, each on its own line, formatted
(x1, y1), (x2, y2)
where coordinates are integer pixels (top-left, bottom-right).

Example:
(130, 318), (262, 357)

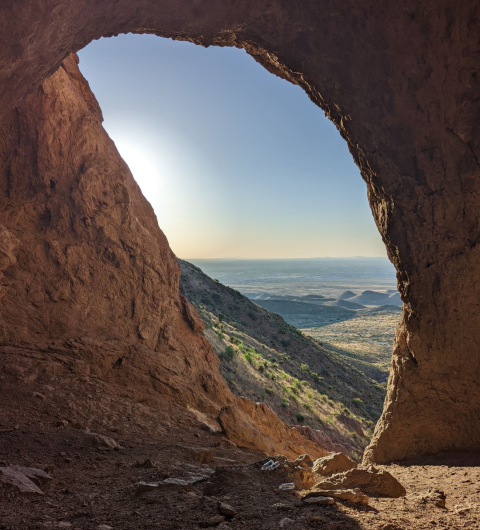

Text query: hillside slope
(179, 259), (388, 459)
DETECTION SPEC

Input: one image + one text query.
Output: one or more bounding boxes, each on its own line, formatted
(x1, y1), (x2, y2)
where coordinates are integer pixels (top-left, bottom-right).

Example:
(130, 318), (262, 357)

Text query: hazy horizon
(78, 34), (387, 259)
(182, 256), (390, 260)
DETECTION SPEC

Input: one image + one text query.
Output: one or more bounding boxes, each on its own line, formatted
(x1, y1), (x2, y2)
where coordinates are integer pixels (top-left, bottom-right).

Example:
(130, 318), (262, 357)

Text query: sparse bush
(223, 345), (236, 359)
(281, 398), (289, 408)
(216, 331), (225, 340)
(352, 398), (363, 408)
(258, 365), (265, 373)
(265, 387), (274, 396)
(229, 321), (239, 329)
(218, 313), (225, 322)
(296, 412), (305, 423)
(244, 351), (253, 364)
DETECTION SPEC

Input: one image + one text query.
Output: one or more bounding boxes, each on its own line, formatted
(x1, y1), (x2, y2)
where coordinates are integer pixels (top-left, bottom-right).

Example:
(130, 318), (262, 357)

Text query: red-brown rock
(0, 1), (480, 463)
(0, 54), (331, 460)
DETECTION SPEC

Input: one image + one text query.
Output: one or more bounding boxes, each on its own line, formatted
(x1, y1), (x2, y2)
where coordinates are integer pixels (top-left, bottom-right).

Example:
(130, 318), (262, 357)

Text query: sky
(78, 34), (387, 259)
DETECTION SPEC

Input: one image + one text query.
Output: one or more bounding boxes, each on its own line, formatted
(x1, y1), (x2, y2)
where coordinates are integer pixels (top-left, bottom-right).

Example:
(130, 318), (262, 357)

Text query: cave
(1, 1), (480, 465)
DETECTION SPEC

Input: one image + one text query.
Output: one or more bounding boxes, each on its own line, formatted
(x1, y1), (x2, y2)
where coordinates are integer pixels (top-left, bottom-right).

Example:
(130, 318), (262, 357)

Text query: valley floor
(302, 311), (399, 383)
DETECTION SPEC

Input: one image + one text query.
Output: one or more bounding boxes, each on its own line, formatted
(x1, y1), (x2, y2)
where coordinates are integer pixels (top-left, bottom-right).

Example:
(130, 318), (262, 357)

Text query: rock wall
(0, 53), (331, 460)
(0, 1), (480, 461)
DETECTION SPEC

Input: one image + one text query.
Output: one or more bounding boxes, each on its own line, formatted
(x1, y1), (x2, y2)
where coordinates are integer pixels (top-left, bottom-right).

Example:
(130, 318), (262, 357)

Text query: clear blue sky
(78, 34), (386, 259)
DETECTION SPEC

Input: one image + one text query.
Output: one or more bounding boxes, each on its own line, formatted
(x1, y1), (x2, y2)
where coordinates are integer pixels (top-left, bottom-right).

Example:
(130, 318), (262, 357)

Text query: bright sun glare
(115, 141), (168, 226)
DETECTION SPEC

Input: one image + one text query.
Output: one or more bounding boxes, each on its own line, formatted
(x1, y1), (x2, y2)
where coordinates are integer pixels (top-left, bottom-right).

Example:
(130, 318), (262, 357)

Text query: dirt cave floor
(1, 421), (480, 530)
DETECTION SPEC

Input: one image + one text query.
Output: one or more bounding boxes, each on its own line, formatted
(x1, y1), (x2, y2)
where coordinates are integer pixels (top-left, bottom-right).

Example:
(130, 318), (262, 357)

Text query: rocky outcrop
(315, 467), (406, 498)
(218, 399), (329, 460)
(312, 453), (358, 477)
(0, 1), (480, 462)
(0, 54), (330, 459)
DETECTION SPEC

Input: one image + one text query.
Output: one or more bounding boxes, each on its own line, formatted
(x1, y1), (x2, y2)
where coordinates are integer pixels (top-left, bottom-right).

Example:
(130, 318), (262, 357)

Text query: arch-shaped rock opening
(1, 1), (480, 464)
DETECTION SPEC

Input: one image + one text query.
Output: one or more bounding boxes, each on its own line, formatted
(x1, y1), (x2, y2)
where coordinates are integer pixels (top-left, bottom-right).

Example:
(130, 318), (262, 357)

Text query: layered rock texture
(0, 1), (480, 462)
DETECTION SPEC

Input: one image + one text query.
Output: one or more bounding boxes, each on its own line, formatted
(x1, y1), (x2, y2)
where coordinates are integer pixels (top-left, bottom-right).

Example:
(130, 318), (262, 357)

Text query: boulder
(85, 431), (120, 450)
(287, 466), (315, 490)
(312, 453), (357, 476)
(0, 466), (52, 495)
(315, 467), (406, 498)
(293, 454), (313, 469)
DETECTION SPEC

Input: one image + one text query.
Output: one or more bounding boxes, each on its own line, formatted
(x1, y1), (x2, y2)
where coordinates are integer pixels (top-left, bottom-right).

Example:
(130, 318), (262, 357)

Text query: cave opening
(76, 34), (401, 457)
(2, 1), (479, 466)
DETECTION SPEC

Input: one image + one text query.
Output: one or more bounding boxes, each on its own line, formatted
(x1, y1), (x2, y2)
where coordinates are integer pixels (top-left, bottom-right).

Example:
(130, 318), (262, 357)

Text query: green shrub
(223, 345), (236, 359)
(244, 352), (253, 364)
(218, 313), (225, 322)
(229, 321), (239, 329)
(265, 387), (274, 396)
(352, 398), (363, 408)
(281, 398), (289, 408)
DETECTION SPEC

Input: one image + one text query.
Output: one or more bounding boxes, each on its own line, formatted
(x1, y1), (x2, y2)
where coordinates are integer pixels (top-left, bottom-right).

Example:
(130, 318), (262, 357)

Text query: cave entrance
(77, 34), (400, 457)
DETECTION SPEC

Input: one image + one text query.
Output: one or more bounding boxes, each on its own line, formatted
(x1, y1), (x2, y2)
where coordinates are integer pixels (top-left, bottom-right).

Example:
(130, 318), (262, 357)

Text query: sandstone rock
(303, 488), (368, 505)
(302, 496), (335, 506)
(293, 454), (313, 469)
(86, 432), (120, 450)
(315, 468), (406, 498)
(312, 453), (357, 476)
(218, 502), (236, 516)
(286, 466), (315, 491)
(0, 466), (52, 495)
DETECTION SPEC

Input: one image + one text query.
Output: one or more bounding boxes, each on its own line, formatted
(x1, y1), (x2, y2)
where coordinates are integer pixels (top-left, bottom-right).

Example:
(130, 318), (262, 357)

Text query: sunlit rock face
(0, 1), (480, 462)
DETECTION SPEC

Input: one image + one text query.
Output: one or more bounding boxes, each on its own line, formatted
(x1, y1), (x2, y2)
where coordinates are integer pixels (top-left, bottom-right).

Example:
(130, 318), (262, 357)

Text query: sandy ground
(1, 420), (479, 530)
